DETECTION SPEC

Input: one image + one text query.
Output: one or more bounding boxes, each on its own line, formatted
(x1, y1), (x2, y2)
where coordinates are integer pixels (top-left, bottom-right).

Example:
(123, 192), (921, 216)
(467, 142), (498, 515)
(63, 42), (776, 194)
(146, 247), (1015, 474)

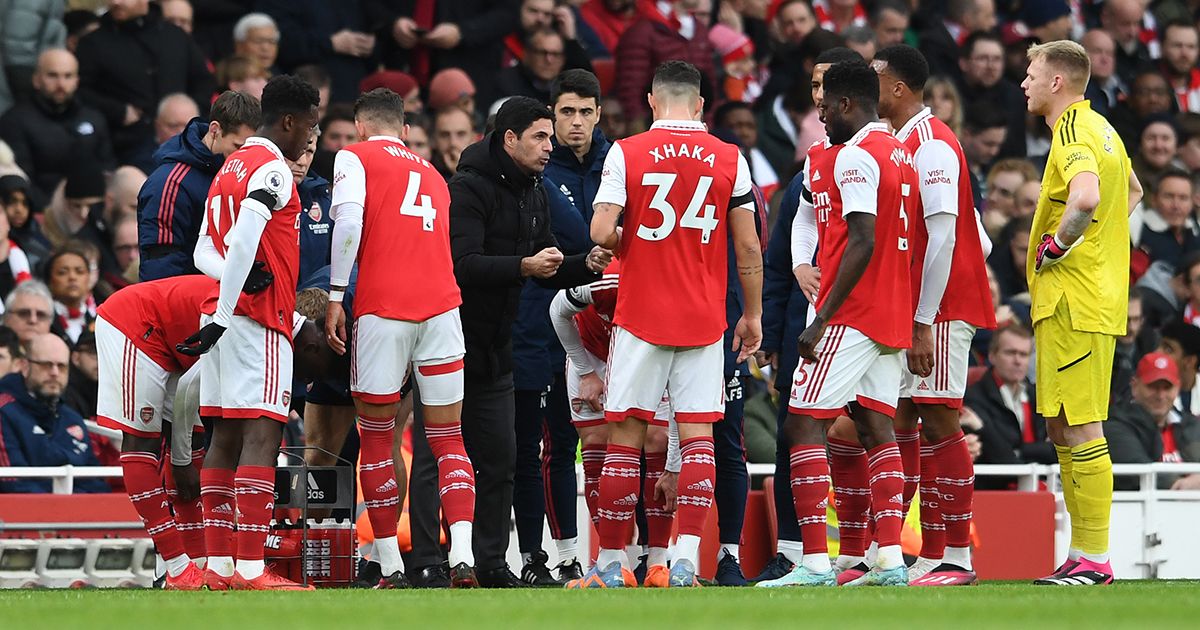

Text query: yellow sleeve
(1054, 140), (1099, 183)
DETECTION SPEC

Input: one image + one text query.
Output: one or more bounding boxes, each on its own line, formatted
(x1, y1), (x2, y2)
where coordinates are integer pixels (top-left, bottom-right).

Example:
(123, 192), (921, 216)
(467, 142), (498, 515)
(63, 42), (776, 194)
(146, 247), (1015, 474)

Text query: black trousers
(408, 373), (517, 571)
(513, 372), (580, 555)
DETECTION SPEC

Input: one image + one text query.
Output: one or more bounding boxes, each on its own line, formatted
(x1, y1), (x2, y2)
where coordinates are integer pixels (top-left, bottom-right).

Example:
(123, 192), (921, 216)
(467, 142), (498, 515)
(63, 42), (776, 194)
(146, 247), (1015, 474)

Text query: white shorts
(604, 326), (723, 424)
(566, 349), (670, 427)
(351, 309), (465, 406)
(788, 324), (903, 419)
(95, 316), (176, 438)
(900, 320), (976, 408)
(198, 314), (293, 422)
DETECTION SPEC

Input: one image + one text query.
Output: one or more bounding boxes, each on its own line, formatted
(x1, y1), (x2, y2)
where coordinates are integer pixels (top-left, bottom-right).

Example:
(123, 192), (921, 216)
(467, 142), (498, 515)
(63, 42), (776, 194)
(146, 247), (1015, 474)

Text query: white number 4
(400, 171), (435, 231)
(638, 172), (718, 244)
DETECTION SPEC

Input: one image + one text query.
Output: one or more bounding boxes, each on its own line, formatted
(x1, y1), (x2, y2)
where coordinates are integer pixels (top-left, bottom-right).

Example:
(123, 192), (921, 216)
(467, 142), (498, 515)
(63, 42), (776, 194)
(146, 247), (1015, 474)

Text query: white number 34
(638, 172), (718, 244)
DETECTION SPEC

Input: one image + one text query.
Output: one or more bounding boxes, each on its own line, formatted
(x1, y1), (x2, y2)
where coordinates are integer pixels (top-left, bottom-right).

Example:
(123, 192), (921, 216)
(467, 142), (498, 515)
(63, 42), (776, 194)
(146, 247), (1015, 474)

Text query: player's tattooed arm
(590, 202), (623, 250)
(1056, 172), (1101, 245)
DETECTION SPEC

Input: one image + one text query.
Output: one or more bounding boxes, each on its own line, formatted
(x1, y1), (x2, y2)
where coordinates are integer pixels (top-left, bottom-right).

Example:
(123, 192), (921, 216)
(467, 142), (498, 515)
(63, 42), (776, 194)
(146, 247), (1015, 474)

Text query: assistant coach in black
(406, 96), (610, 587)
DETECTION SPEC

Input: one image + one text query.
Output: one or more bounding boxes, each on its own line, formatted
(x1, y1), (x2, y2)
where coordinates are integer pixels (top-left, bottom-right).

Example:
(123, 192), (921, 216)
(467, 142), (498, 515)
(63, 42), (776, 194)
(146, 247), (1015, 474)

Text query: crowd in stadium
(1, 0), (1199, 590)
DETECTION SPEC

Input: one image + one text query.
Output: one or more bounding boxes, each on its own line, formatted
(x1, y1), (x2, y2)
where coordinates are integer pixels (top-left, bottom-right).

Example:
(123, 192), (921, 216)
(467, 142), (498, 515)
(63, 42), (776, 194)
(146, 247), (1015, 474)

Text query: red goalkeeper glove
(1035, 233), (1072, 271)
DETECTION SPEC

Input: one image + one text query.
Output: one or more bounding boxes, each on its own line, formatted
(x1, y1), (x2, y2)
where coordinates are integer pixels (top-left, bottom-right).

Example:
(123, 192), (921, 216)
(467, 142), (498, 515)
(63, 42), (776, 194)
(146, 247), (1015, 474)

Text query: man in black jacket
(964, 324), (1056, 489)
(0, 49), (114, 209)
(405, 96), (610, 587)
(75, 0), (214, 166)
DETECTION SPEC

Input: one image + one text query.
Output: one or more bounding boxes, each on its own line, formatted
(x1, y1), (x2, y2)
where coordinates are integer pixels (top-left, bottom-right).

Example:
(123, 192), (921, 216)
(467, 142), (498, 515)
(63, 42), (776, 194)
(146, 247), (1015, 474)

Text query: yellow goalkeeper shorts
(1033, 299), (1115, 425)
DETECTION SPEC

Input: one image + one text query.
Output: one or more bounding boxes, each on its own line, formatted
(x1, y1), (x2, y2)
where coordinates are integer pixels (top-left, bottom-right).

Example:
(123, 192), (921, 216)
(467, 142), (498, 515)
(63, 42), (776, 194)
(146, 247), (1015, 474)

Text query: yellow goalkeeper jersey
(1026, 99), (1131, 336)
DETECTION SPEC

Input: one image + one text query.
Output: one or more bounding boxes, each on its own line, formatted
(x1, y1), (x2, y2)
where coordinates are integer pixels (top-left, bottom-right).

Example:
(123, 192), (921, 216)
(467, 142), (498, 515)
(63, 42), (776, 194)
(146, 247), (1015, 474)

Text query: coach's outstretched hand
(176, 322), (227, 356)
(326, 301), (348, 355)
(732, 314), (762, 363)
(242, 261), (275, 294)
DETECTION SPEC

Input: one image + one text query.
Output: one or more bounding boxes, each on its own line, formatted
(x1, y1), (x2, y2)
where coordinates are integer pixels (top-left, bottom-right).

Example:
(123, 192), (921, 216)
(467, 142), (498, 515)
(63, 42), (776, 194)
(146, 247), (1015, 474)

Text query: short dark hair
(651, 60), (702, 96)
(260, 74), (320, 126)
(1163, 19), (1198, 40)
(714, 101), (753, 128)
(524, 27), (563, 51)
(294, 64), (331, 90)
(551, 69), (601, 106)
(0, 326), (21, 361)
(814, 46), (863, 67)
(1162, 319), (1200, 361)
(989, 323), (1034, 354)
(870, 0), (910, 22)
(1157, 167), (1193, 191)
(1178, 250), (1200, 280)
(320, 103), (355, 131)
(354, 88), (406, 128)
(493, 96), (551, 138)
(964, 102), (1007, 133)
(874, 44), (930, 92)
(822, 60), (879, 111)
(210, 90), (261, 133)
(961, 30), (1004, 60)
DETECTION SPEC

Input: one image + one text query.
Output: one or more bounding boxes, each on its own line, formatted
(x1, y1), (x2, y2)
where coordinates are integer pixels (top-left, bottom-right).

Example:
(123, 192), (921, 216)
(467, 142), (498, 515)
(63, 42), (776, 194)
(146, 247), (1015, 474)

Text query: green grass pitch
(3, 581), (1199, 629)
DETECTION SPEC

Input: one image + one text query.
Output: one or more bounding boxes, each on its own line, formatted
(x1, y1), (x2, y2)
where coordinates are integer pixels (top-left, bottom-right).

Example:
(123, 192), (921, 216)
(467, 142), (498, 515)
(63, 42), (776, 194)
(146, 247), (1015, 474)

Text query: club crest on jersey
(648, 142), (716, 167)
(282, 391), (291, 406)
(140, 407), (155, 423)
(67, 425), (84, 441)
(308, 203), (322, 222)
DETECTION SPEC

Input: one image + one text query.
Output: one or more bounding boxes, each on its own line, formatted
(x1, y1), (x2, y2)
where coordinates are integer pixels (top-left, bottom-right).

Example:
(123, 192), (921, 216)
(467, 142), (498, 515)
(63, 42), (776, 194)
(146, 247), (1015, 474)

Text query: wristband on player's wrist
(329, 290), (345, 302)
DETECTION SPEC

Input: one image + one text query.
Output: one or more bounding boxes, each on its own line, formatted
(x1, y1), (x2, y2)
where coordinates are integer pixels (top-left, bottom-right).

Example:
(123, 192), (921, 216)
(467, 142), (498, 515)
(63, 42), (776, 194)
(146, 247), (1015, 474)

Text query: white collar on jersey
(368, 135), (405, 144)
(846, 121), (889, 146)
(894, 107), (934, 142)
(243, 136), (285, 160)
(650, 119), (707, 131)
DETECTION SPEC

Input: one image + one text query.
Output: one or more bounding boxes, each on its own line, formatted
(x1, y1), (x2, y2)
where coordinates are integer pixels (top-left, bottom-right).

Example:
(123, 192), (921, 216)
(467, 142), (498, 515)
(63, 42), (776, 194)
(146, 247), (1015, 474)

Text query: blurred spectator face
(604, 0), (635, 11)
(107, 166), (146, 219)
(741, 0), (771, 19)
(3, 187), (31, 230)
(989, 328), (1032, 385)
(161, 0), (193, 34)
(108, 0), (149, 23)
(403, 87), (424, 115)
(1164, 24), (1200, 76)
(925, 82), (959, 127)
(211, 122), (255, 157)
(434, 108), (476, 172)
(1154, 175), (1193, 228)
(1131, 360), (1179, 420)
(961, 124), (1006, 167)
(1140, 121), (1178, 170)
(4, 294), (53, 344)
(229, 73), (268, 102)
(846, 33), (876, 62)
(721, 106), (757, 149)
(1082, 30), (1116, 81)
(72, 343), (98, 382)
(23, 334), (69, 399)
(986, 170), (1024, 218)
(155, 96), (200, 144)
(33, 50), (79, 108)
(287, 133), (317, 184)
(0, 343), (14, 375)
(553, 92), (600, 154)
(236, 26), (280, 73)
(504, 119), (554, 175)
(1009, 226), (1031, 273)
(776, 1), (817, 44)
(321, 119), (358, 153)
(527, 31), (567, 83)
(66, 195), (103, 226)
(1125, 295), (1145, 343)
(521, 0), (556, 32)
(405, 124), (431, 161)
(1102, 0), (1144, 49)
(1016, 180), (1040, 217)
(599, 96), (628, 139)
(965, 0), (997, 33)
(872, 7), (908, 48)
(961, 39), (1005, 88)
(113, 219), (139, 272)
(1130, 73), (1173, 117)
(49, 253), (90, 307)
(1178, 133), (1200, 170)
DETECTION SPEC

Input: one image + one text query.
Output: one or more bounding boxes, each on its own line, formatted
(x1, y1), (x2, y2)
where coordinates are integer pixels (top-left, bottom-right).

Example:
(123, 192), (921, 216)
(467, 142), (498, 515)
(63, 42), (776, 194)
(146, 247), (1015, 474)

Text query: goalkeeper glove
(1035, 233), (1074, 271)
(242, 261), (274, 294)
(176, 322), (227, 356)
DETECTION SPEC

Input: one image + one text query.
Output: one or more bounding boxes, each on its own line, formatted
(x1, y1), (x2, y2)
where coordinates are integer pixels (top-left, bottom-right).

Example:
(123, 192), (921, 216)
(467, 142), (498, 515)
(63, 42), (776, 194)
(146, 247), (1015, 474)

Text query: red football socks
(426, 422), (475, 525)
(789, 444), (830, 555)
(828, 437), (870, 558)
(918, 440), (946, 559)
(596, 443), (641, 550)
(200, 467), (237, 562)
(675, 437), (716, 538)
(233, 465), (275, 562)
(358, 414), (400, 539)
(642, 450), (672, 549)
(932, 431), (975, 550)
(895, 429), (921, 515)
(121, 451), (187, 561)
(867, 443), (905, 548)
(580, 443), (606, 527)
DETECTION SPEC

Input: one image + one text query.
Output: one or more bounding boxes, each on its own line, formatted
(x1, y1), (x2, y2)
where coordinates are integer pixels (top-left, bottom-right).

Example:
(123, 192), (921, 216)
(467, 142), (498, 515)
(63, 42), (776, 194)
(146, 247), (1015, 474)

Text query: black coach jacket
(448, 133), (599, 381)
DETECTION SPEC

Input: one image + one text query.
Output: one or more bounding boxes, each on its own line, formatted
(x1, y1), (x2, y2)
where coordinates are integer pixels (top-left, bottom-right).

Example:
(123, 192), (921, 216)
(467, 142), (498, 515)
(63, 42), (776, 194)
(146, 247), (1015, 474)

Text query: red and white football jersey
(806, 122), (915, 349)
(895, 108), (996, 330)
(332, 137), (461, 321)
(97, 275), (217, 372)
(569, 260), (620, 360)
(201, 137), (301, 338)
(595, 119), (753, 347)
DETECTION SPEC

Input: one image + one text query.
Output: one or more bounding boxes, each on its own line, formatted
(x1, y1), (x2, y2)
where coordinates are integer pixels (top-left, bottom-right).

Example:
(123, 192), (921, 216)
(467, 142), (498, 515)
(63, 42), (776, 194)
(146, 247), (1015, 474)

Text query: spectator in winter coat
(614, 0), (715, 129)
(1108, 351), (1200, 489)
(0, 0), (67, 105)
(136, 90), (259, 281)
(0, 332), (108, 493)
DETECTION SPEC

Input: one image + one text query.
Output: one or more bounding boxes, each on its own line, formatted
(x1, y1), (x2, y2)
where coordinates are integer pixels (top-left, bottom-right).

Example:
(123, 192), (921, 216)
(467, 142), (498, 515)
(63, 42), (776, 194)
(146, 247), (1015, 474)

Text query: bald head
(1082, 29), (1116, 81)
(34, 49), (79, 107)
(155, 93), (200, 144)
(1102, 0), (1145, 48)
(23, 333), (69, 399)
(107, 165), (147, 219)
